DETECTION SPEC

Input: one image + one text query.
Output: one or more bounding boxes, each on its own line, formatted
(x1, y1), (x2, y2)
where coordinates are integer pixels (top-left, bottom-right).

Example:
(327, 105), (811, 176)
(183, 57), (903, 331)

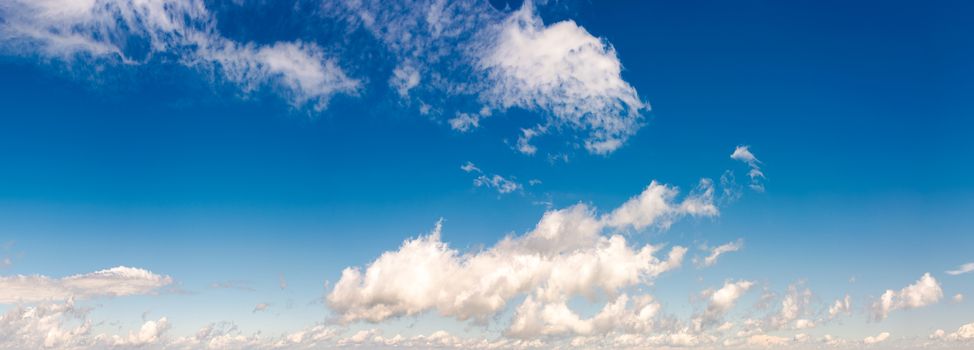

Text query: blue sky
(0, 0), (972, 349)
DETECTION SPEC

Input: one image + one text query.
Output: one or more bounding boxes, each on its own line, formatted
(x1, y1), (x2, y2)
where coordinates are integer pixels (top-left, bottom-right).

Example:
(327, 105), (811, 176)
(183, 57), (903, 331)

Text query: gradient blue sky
(0, 0), (972, 349)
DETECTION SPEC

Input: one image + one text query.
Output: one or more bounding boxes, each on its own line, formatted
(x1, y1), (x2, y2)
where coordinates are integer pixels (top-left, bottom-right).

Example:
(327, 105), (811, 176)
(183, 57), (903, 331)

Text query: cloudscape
(0, 0), (971, 349)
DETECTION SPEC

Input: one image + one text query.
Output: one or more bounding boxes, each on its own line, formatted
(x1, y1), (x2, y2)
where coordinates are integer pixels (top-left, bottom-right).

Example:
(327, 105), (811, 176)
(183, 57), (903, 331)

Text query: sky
(0, 0), (972, 349)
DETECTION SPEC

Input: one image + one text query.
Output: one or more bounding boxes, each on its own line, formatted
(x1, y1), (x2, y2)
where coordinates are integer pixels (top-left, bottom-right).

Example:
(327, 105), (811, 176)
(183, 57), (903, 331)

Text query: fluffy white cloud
(696, 239), (743, 268)
(327, 180), (715, 325)
(507, 294), (660, 338)
(476, 4), (646, 155)
(872, 273), (943, 320)
(954, 293), (964, 303)
(105, 317), (171, 347)
(863, 331), (890, 345)
(0, 266), (172, 303)
(730, 145), (765, 192)
(0, 0), (358, 110)
(946, 262), (974, 276)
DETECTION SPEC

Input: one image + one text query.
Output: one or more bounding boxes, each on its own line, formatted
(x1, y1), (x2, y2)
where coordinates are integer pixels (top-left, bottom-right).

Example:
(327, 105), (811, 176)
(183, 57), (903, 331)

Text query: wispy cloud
(461, 161), (524, 195)
(0, 266), (172, 303)
(946, 262), (974, 276)
(695, 239), (744, 268)
(731, 145), (766, 192)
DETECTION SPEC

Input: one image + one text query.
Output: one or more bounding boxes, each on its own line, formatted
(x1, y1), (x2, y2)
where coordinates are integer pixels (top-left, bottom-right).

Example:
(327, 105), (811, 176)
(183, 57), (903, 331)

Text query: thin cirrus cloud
(0, 0), (360, 111)
(0, 266), (172, 303)
(695, 239), (744, 268)
(1, 0), (647, 156)
(946, 262), (974, 276)
(327, 179), (717, 329)
(461, 161), (524, 195)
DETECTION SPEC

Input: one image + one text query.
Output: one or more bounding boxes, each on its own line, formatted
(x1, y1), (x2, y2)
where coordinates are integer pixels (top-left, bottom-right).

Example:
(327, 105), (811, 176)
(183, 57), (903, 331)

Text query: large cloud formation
(327, 180), (717, 328)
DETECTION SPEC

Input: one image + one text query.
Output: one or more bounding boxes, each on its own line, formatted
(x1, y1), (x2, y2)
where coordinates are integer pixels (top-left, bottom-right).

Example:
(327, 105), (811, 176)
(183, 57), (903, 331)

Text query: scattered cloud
(253, 303), (269, 313)
(730, 145), (765, 192)
(946, 262), (974, 276)
(0, 266), (172, 303)
(693, 280), (754, 330)
(461, 161), (525, 195)
(931, 322), (974, 342)
(695, 239), (743, 268)
(872, 273), (943, 321)
(210, 281), (255, 292)
(953, 293), (964, 303)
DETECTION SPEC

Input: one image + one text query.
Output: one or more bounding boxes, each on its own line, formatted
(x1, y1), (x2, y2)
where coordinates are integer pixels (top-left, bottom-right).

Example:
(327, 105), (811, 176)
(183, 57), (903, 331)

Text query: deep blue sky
(0, 0), (971, 347)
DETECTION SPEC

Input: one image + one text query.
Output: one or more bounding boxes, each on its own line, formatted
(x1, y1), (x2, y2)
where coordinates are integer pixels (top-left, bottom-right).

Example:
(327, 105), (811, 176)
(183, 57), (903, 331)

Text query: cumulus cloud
(770, 283), (814, 330)
(0, 0), (359, 110)
(695, 239), (743, 268)
(0, 266), (172, 303)
(327, 179), (716, 326)
(730, 145), (765, 192)
(946, 262), (974, 276)
(872, 273), (943, 321)
(863, 331), (890, 345)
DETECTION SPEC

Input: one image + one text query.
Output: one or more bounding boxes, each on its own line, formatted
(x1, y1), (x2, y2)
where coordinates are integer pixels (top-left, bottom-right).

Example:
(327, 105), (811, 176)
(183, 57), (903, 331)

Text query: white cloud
(863, 331), (890, 345)
(327, 179), (715, 325)
(730, 145), (765, 192)
(828, 294), (852, 319)
(770, 283), (813, 330)
(506, 294), (660, 338)
(106, 317), (171, 347)
(696, 239), (743, 268)
(694, 280), (754, 330)
(0, 0), (359, 110)
(0, 266), (172, 303)
(461, 161), (527, 195)
(449, 112), (483, 132)
(872, 273), (943, 321)
(946, 262), (974, 276)
(931, 322), (974, 342)
(253, 303), (269, 313)
(954, 293), (964, 303)
(390, 63), (421, 98)
(477, 4), (645, 155)
(0, 300), (173, 349)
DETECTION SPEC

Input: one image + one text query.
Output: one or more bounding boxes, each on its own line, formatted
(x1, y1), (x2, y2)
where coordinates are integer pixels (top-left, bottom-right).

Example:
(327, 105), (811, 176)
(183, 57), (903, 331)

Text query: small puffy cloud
(863, 331), (890, 345)
(0, 0), (358, 110)
(506, 294), (660, 338)
(946, 262), (974, 276)
(746, 334), (790, 347)
(730, 145), (766, 192)
(954, 293), (964, 303)
(695, 239), (743, 268)
(828, 294), (852, 319)
(106, 317), (171, 347)
(252, 303), (269, 313)
(0, 266), (172, 303)
(328, 180), (715, 325)
(872, 273), (943, 321)
(694, 280), (754, 330)
(390, 63), (421, 98)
